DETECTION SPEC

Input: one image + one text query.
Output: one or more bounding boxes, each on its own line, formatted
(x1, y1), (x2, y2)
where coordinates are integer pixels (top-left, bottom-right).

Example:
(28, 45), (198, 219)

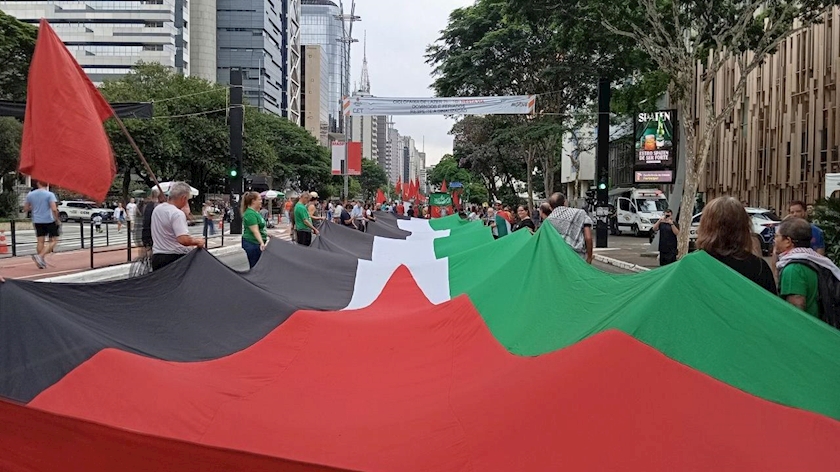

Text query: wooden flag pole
(112, 114), (164, 196)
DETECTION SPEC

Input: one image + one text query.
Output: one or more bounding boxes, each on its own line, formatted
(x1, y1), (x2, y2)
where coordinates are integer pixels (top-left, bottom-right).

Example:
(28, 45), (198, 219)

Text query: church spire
(360, 31), (371, 93)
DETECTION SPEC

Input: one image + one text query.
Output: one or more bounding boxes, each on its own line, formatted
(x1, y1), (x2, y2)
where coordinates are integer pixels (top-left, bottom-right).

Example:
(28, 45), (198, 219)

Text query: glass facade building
(0, 0), (190, 83)
(216, 0), (300, 122)
(301, 0), (349, 134)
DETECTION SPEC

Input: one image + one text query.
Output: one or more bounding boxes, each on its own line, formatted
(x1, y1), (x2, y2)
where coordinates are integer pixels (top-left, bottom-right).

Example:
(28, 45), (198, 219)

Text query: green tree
(358, 159), (388, 201)
(514, 0), (840, 255)
(427, 154), (473, 188)
(0, 11), (37, 101)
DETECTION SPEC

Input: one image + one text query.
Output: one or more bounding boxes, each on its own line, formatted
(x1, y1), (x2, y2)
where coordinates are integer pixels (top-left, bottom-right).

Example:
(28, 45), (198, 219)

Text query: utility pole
(595, 78), (611, 248)
(229, 68), (244, 234)
(336, 0), (360, 203)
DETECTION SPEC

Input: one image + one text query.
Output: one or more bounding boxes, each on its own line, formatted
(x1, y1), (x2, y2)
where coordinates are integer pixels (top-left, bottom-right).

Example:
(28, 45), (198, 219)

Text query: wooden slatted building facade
(700, 8), (840, 210)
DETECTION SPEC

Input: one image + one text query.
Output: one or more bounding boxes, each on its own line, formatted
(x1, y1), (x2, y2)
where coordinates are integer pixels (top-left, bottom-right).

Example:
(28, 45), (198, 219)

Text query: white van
(609, 188), (669, 236)
(825, 173), (840, 199)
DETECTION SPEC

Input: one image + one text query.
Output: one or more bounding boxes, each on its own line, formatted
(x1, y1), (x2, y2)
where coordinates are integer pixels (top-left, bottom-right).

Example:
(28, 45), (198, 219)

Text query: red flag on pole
(375, 189), (386, 205)
(19, 19), (116, 202)
(414, 177), (421, 198)
(441, 179), (448, 192)
(452, 190), (461, 209)
(395, 177), (402, 195)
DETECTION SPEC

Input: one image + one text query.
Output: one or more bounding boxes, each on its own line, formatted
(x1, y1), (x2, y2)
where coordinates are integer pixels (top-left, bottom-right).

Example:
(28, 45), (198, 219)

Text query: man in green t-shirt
(294, 193), (319, 246)
(776, 218), (822, 317)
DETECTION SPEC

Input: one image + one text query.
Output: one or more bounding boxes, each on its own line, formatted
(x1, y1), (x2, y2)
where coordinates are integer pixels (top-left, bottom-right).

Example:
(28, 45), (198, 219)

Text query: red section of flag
(346, 142), (362, 176)
(452, 191), (460, 209)
(19, 19), (116, 202)
(0, 399), (347, 472)
(441, 179), (447, 192)
(375, 189), (386, 205)
(28, 271), (840, 471)
(395, 177), (401, 195)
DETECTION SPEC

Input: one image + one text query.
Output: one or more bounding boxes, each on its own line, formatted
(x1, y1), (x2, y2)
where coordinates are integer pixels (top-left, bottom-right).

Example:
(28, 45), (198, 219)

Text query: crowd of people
(8, 181), (840, 329)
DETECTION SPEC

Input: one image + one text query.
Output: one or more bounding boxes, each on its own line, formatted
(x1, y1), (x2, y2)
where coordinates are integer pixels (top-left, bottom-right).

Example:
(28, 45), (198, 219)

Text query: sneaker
(32, 254), (46, 269)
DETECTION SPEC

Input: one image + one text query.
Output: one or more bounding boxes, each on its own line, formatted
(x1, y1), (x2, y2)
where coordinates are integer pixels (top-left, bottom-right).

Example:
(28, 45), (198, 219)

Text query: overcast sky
(348, 0), (474, 168)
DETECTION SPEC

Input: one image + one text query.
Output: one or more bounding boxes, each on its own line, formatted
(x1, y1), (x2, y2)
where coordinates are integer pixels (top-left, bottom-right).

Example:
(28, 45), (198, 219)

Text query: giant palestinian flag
(1, 213), (840, 471)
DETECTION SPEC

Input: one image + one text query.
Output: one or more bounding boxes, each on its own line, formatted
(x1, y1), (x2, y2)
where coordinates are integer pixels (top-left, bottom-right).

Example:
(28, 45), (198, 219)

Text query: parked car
(688, 207), (781, 255)
(57, 201), (115, 223)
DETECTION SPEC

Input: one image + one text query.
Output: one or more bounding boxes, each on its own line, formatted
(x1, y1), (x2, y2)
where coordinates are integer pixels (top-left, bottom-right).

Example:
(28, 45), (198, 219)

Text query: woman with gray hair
(150, 182), (205, 271)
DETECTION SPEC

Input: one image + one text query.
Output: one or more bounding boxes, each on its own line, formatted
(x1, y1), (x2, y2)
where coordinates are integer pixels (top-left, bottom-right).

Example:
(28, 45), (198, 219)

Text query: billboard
(343, 95), (536, 116)
(330, 141), (362, 176)
(635, 170), (674, 183)
(634, 110), (677, 183)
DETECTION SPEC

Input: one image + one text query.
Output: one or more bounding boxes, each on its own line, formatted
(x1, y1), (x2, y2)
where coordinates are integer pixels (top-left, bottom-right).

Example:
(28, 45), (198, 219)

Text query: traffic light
(229, 168), (238, 178)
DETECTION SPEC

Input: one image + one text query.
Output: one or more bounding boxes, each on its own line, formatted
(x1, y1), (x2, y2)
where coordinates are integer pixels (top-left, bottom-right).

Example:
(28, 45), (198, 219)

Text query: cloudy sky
(348, 0), (475, 167)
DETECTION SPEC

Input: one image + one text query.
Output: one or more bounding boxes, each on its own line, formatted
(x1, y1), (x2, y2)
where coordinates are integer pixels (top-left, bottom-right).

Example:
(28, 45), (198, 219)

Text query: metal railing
(0, 217), (234, 270)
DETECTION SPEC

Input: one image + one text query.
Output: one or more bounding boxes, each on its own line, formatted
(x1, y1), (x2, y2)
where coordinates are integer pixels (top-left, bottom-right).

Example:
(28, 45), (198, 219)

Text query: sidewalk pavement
(594, 248), (658, 273)
(0, 224), (292, 282)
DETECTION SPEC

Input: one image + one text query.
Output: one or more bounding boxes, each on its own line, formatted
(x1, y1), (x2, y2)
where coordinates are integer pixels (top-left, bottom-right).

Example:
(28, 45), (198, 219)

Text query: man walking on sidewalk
(23, 180), (60, 269)
(151, 182), (205, 271)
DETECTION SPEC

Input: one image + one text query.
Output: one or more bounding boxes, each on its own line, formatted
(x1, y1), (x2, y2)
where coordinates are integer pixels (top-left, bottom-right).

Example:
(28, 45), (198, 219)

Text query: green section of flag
(448, 225), (840, 421)
(429, 214), (470, 231)
(433, 223), (494, 259)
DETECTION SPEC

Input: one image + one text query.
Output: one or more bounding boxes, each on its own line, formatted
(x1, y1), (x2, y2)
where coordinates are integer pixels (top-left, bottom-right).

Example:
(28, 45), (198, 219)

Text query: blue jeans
(242, 239), (262, 269)
(203, 217), (216, 236)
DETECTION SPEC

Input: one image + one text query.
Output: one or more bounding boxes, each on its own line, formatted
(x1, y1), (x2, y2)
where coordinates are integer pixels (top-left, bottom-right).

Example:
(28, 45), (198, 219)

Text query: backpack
(783, 261), (840, 329)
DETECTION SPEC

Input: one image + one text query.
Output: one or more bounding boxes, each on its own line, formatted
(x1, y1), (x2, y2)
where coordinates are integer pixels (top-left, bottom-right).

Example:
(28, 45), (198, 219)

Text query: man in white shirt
(151, 182), (204, 271)
(126, 198), (138, 226)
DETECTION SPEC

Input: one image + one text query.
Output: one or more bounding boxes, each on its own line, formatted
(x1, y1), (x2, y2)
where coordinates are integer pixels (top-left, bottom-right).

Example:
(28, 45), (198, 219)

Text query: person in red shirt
(397, 202), (405, 216)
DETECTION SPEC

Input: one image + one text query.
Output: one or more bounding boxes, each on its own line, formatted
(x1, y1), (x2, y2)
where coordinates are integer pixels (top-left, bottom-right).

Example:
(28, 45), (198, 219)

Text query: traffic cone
(0, 230), (8, 255)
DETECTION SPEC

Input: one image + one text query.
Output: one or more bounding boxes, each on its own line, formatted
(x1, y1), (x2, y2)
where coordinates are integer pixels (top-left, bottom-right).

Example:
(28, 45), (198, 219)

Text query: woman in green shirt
(241, 191), (268, 268)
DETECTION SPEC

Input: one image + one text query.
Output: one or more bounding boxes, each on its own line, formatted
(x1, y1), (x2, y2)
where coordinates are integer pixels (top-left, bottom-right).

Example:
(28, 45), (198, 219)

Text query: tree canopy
(97, 63), (331, 202)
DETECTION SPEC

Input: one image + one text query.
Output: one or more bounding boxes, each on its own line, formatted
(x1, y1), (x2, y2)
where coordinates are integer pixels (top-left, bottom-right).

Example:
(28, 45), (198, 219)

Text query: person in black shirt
(696, 196), (777, 294)
(512, 205), (536, 233)
(652, 209), (680, 266)
(339, 205), (354, 228)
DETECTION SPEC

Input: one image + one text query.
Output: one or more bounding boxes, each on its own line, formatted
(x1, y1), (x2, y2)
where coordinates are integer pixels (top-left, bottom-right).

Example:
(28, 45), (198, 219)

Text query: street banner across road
(343, 95), (536, 116)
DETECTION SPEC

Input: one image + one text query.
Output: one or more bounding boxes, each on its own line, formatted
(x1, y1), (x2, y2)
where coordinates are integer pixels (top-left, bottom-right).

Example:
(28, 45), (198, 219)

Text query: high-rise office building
(217, 0), (300, 122)
(301, 0), (350, 134)
(301, 45), (329, 145)
(388, 127), (402, 184)
(0, 0), (190, 83)
(376, 115), (388, 173)
(190, 0), (216, 81)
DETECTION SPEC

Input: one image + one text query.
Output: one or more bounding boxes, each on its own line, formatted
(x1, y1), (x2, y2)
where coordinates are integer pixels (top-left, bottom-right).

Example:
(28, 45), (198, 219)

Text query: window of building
(145, 21), (164, 28)
(143, 44), (164, 51)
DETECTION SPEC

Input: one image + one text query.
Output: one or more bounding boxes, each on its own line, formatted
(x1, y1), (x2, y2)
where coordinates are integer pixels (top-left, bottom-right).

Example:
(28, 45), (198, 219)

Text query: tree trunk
(675, 90), (715, 257)
(121, 167), (132, 203)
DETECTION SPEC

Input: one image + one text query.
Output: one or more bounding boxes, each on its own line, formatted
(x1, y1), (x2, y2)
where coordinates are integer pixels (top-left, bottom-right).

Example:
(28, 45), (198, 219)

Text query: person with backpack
(775, 217), (840, 325)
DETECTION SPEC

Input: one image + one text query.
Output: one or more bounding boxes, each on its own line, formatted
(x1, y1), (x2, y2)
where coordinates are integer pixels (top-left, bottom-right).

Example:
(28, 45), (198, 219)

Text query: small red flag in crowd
(19, 19), (116, 202)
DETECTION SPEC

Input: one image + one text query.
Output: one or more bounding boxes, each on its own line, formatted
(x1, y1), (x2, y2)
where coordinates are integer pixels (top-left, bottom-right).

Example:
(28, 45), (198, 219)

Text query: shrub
(812, 198), (840, 265)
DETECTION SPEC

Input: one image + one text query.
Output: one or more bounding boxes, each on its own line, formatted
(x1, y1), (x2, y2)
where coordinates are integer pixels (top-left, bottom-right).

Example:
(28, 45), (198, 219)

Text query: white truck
(608, 188), (669, 236)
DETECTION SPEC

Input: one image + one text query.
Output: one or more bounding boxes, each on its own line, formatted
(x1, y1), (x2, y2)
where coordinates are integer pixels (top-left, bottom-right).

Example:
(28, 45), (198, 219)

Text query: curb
(38, 243), (244, 283)
(594, 254), (651, 273)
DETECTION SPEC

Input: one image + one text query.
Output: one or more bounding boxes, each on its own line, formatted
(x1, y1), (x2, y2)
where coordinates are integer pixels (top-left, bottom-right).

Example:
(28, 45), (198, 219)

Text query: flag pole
(111, 114), (164, 195)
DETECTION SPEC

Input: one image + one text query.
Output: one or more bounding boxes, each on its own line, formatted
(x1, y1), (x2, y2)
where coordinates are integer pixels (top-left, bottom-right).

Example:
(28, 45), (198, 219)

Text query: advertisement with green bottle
(634, 109), (677, 183)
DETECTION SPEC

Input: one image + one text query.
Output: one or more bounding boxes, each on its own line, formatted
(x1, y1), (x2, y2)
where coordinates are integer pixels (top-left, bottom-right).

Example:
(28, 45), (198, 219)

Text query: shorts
(34, 222), (60, 238)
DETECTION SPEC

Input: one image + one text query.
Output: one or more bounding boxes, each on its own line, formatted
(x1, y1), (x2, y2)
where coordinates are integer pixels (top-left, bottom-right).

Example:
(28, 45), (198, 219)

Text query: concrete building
(376, 115), (389, 174)
(697, 6), (840, 210)
(349, 112), (378, 161)
(190, 0), (216, 81)
(216, 0), (300, 122)
(301, 45), (329, 145)
(388, 127), (402, 184)
(301, 0), (350, 134)
(0, 0), (190, 83)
